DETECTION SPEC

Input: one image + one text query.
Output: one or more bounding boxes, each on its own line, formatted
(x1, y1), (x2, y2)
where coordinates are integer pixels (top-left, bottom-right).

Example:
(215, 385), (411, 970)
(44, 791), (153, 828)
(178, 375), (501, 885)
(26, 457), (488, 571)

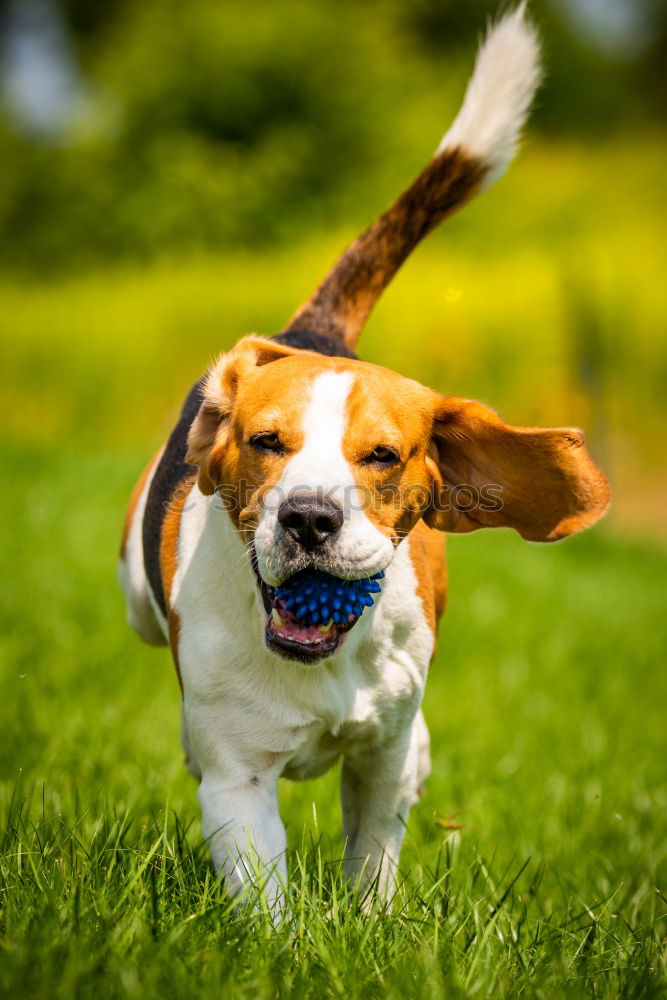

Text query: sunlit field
(2, 136), (666, 996)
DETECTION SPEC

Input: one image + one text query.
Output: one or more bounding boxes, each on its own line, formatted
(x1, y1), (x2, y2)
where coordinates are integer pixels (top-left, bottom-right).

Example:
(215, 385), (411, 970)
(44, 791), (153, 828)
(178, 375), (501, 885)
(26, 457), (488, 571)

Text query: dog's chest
(278, 666), (404, 780)
(280, 717), (377, 780)
(268, 630), (433, 781)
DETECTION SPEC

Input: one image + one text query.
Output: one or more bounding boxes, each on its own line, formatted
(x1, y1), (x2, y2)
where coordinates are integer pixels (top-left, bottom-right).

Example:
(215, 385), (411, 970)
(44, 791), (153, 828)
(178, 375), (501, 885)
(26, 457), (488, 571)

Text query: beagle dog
(119, 8), (609, 912)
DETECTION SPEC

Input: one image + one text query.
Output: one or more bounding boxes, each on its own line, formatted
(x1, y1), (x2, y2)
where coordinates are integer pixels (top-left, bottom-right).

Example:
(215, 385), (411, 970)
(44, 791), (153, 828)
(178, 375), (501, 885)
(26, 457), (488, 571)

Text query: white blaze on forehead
(281, 371), (354, 491)
(255, 370), (395, 584)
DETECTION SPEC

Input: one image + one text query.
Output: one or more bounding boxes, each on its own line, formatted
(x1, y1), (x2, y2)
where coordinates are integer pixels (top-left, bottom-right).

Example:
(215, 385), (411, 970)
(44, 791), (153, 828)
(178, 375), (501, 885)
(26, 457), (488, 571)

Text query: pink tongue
(272, 597), (333, 643)
(280, 621), (328, 642)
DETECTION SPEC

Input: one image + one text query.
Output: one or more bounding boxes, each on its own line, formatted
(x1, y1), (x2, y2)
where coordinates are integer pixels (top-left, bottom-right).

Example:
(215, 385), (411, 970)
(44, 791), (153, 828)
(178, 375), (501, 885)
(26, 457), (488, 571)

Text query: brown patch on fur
(340, 367), (437, 544)
(285, 149), (488, 350)
(160, 474), (196, 692)
(407, 521), (447, 646)
(119, 446), (164, 559)
(186, 337), (315, 499)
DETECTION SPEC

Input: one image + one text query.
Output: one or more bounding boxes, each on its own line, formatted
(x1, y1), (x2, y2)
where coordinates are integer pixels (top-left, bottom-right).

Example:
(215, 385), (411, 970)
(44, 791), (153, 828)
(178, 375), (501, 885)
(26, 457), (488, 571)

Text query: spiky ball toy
(273, 569), (384, 626)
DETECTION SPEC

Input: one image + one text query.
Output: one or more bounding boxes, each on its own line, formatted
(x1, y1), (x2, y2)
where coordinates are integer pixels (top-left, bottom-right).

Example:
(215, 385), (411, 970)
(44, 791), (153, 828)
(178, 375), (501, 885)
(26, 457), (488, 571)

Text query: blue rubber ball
(274, 569), (385, 626)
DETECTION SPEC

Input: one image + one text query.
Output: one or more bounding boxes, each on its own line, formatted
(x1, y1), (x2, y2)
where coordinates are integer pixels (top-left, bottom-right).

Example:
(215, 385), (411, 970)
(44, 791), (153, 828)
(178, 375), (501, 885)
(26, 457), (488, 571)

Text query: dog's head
(186, 336), (610, 662)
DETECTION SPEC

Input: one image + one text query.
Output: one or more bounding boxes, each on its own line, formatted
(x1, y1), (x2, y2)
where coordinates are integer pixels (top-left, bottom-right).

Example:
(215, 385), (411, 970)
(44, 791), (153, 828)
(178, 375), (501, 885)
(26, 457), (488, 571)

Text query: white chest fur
(172, 486), (434, 783)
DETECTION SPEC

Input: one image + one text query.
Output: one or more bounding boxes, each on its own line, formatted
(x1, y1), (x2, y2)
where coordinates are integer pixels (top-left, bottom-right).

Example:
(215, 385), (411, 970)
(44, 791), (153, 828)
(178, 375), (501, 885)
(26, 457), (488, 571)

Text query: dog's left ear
(423, 396), (610, 541)
(186, 336), (306, 495)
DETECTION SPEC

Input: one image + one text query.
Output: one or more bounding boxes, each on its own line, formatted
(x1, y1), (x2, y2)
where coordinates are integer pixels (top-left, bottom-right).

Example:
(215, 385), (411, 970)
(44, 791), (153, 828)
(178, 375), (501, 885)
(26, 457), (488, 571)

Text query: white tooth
(317, 619), (334, 634)
(271, 608), (284, 627)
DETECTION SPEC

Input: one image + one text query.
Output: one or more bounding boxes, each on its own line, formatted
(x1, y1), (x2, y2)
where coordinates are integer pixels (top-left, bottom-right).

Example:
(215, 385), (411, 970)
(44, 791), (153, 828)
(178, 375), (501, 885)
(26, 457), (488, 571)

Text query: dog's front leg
(340, 713), (422, 903)
(198, 769), (287, 915)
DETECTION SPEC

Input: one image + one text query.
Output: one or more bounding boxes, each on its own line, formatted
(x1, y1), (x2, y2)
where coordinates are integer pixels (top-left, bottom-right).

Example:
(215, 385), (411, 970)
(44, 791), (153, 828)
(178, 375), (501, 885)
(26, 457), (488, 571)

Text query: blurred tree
(0, 0), (663, 273)
(401, 0), (661, 133)
(58, 0), (130, 42)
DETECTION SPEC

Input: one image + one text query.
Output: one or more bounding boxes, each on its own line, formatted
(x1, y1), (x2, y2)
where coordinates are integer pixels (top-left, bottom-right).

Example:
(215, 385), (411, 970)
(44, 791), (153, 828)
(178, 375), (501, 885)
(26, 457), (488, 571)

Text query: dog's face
(187, 337), (609, 662)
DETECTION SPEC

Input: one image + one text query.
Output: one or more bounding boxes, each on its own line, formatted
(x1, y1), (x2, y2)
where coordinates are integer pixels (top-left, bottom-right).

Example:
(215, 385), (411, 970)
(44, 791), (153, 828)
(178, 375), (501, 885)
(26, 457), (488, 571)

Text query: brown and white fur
(119, 8), (609, 913)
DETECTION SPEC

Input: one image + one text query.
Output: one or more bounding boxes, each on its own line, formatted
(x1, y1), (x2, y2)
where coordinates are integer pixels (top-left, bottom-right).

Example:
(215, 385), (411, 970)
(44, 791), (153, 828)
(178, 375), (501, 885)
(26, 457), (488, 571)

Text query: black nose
(277, 494), (344, 550)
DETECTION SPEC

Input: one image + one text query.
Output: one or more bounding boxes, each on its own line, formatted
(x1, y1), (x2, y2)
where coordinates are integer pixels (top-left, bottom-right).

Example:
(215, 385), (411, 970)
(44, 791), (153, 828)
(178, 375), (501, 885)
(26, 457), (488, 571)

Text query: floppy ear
(423, 397), (610, 541)
(186, 336), (308, 495)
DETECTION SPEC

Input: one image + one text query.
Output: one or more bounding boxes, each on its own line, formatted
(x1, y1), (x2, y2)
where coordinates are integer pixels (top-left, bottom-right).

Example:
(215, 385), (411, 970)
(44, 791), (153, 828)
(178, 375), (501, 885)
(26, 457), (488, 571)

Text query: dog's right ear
(422, 395), (611, 541)
(186, 336), (305, 495)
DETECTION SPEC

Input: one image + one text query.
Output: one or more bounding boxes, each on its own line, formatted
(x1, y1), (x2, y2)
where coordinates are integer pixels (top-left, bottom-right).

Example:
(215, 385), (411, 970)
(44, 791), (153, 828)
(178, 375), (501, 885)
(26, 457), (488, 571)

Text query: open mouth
(254, 563), (384, 663)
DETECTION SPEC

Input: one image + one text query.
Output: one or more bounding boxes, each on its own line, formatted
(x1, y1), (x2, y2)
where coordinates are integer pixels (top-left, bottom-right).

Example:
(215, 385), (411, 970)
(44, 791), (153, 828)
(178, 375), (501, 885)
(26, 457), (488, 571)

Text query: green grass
(1, 441), (666, 998)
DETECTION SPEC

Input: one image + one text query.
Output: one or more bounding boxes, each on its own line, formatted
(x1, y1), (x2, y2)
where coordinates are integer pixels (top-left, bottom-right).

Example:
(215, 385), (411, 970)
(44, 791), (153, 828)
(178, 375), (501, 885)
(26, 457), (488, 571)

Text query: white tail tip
(437, 3), (542, 183)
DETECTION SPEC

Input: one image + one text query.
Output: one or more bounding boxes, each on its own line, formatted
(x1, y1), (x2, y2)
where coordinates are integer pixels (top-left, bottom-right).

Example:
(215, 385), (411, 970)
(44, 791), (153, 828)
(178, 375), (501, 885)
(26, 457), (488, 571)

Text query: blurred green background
(1, 2), (666, 996)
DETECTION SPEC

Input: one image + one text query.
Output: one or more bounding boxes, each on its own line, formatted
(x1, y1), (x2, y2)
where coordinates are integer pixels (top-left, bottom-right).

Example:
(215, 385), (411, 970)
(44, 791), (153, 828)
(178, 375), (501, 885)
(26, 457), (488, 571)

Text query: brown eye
(363, 445), (400, 466)
(250, 432), (284, 454)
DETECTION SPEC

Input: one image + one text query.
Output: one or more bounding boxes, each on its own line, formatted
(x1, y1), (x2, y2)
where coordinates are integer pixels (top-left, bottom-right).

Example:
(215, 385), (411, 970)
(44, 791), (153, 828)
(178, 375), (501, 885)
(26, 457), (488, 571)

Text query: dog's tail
(282, 4), (541, 352)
